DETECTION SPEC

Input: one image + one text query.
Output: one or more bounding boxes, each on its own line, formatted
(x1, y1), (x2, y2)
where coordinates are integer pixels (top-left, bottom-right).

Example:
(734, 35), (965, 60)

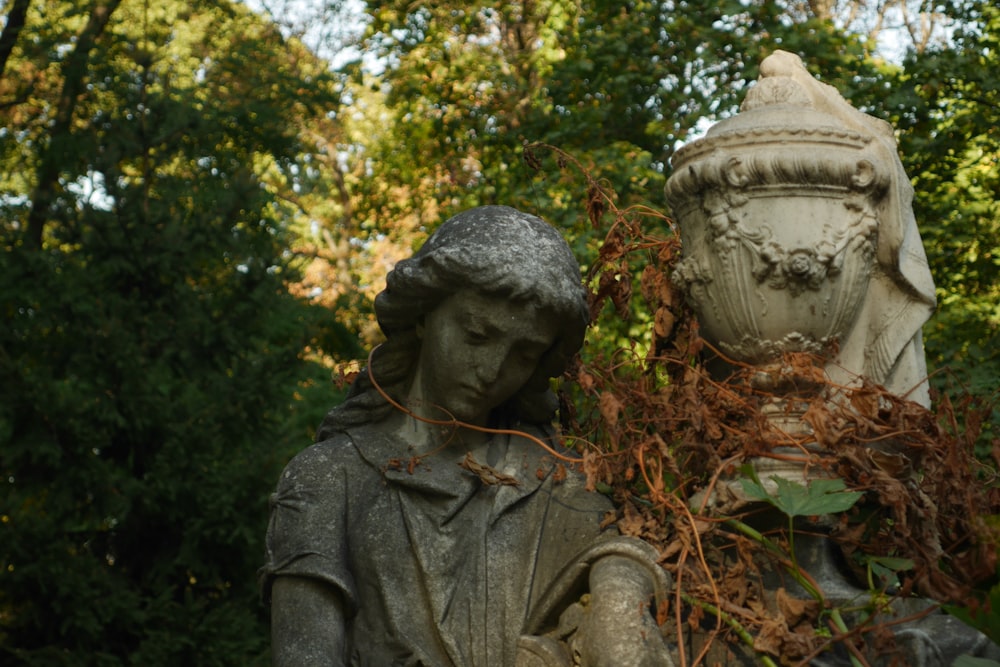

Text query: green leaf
(866, 555), (915, 588)
(738, 468), (774, 503)
(946, 571), (1000, 645)
(739, 471), (863, 518)
(867, 555), (915, 571)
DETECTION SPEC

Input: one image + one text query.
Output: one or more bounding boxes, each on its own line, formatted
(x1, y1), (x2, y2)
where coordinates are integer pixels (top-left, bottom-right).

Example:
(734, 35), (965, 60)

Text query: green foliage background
(0, 0), (996, 663)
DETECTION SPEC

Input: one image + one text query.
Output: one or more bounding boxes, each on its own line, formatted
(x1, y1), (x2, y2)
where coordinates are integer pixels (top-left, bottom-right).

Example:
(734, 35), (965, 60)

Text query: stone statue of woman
(261, 206), (673, 666)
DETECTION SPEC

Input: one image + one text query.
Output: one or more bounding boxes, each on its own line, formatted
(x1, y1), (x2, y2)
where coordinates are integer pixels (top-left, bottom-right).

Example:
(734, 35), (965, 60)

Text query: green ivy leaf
(739, 468), (863, 518)
(946, 569), (1000, 645)
(865, 555), (915, 589)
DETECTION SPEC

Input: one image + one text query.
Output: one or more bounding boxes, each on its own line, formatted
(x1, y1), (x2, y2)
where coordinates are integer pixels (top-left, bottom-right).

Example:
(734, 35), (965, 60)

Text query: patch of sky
(64, 171), (115, 211)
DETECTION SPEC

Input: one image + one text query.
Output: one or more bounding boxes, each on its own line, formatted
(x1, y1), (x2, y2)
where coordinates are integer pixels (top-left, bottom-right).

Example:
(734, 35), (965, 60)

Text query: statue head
(317, 206), (589, 438)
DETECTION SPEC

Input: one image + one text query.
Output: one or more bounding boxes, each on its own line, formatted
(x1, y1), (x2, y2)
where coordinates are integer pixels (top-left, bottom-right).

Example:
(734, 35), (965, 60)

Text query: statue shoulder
(276, 431), (370, 490)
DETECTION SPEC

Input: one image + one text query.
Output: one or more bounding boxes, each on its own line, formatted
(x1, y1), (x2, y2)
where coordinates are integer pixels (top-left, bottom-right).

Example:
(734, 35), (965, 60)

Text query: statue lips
(460, 383), (488, 405)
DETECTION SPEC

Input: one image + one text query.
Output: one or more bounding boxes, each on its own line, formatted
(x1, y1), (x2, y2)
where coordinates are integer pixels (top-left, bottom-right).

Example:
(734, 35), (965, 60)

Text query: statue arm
(271, 576), (347, 667)
(577, 554), (674, 667)
(520, 488), (674, 666)
(264, 440), (361, 665)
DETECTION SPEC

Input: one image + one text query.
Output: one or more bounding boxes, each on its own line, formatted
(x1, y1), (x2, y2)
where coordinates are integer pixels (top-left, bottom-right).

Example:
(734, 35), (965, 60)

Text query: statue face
(414, 290), (559, 426)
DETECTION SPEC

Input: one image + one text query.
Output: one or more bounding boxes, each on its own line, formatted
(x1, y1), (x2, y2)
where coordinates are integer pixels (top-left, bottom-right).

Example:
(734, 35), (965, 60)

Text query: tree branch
(24, 0), (123, 249)
(0, 0), (31, 82)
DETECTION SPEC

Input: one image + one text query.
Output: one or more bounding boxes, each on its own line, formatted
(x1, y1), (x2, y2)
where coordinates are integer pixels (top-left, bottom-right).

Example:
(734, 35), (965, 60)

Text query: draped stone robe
(261, 424), (617, 666)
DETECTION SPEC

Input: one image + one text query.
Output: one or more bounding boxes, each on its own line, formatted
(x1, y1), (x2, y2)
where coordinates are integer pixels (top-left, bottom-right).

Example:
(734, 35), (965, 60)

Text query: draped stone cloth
(751, 50), (937, 405)
(261, 424), (639, 666)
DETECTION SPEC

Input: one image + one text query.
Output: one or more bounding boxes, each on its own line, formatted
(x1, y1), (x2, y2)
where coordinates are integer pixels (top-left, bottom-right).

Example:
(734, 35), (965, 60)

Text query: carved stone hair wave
(315, 206), (590, 441)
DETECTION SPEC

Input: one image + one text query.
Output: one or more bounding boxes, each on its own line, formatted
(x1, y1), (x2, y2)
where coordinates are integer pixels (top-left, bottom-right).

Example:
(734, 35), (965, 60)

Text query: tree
(2, 0), (996, 661)
(883, 0), (1000, 424)
(0, 1), (352, 663)
(316, 0), (889, 353)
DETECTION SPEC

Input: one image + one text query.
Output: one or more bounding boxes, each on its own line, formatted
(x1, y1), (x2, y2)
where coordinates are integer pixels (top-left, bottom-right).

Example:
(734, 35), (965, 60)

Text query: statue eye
(465, 328), (489, 344)
(515, 344), (546, 364)
(516, 351), (538, 365)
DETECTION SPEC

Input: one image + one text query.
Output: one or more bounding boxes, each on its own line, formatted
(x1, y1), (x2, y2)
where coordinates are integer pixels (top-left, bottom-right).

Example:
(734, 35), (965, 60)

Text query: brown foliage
(534, 146), (1000, 664)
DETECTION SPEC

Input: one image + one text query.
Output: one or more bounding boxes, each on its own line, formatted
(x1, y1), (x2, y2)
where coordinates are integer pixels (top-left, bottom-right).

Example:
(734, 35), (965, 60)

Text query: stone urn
(667, 107), (889, 440)
(660, 52), (1000, 667)
(665, 105), (887, 369)
(663, 52), (940, 449)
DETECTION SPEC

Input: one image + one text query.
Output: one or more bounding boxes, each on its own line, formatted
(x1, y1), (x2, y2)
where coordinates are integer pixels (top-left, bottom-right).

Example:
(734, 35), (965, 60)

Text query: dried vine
(524, 142), (1000, 665)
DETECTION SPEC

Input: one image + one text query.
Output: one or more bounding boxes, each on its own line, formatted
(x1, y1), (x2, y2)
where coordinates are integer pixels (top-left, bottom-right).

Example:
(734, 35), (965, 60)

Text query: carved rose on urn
(665, 50), (936, 409)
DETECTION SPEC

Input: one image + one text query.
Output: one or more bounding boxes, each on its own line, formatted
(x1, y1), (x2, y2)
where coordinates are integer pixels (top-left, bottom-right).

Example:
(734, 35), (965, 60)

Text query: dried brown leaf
(459, 453), (519, 486)
(599, 391), (622, 428)
(753, 619), (786, 657)
(640, 264), (660, 305)
(618, 500), (646, 538)
(654, 307), (676, 339)
(523, 145), (542, 171)
(776, 587), (819, 628)
(586, 183), (607, 228)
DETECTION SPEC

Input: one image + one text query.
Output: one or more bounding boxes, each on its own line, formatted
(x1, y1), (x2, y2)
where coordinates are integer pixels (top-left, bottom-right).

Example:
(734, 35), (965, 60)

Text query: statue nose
(475, 353), (504, 385)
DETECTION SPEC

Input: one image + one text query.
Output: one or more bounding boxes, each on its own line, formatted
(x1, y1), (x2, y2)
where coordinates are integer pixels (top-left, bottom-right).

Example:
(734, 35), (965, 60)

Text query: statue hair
(315, 206), (590, 441)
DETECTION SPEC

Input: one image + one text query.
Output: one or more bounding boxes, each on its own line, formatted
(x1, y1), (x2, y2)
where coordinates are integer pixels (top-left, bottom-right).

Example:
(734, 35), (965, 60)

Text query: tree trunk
(24, 0), (122, 249)
(0, 0), (31, 82)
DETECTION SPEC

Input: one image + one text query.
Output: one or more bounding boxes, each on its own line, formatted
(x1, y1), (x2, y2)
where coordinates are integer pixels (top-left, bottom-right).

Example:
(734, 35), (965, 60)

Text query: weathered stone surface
(666, 49), (936, 407)
(262, 206), (673, 666)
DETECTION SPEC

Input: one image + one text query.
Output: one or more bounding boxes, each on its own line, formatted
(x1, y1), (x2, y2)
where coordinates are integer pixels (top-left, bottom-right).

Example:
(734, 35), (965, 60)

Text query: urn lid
(664, 58), (890, 210)
(669, 104), (871, 172)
